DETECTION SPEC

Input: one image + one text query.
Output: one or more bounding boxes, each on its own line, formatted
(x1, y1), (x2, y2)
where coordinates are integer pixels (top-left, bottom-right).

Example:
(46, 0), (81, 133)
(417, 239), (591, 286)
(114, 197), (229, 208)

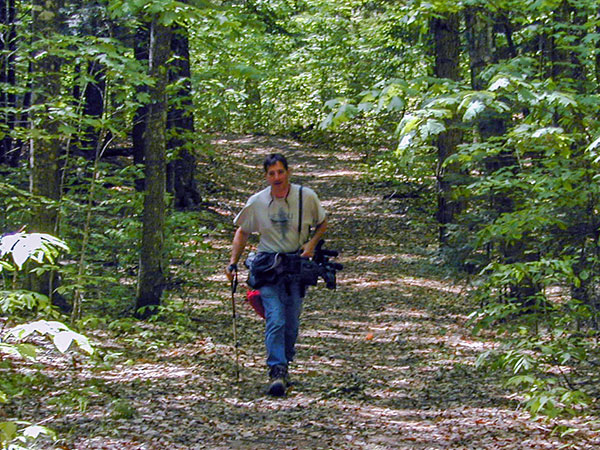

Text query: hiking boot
(267, 365), (288, 397)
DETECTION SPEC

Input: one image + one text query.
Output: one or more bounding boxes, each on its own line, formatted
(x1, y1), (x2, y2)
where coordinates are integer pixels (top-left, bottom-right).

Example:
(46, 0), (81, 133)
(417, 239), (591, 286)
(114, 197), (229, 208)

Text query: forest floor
(9, 135), (600, 449)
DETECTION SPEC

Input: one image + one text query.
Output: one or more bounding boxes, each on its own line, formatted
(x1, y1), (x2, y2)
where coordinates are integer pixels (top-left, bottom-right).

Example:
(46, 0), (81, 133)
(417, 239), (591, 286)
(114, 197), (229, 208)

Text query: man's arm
(300, 217), (328, 258)
(225, 227), (250, 281)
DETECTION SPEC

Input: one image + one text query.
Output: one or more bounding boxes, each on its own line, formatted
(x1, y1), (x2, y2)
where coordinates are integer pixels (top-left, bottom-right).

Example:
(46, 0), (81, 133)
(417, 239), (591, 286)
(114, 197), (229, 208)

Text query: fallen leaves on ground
(6, 135), (600, 449)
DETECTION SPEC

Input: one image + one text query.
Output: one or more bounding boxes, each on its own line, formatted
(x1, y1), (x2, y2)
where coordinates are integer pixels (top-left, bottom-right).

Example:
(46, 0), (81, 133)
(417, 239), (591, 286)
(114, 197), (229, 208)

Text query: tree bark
(0, 0), (18, 166)
(597, 5), (600, 88)
(28, 0), (68, 309)
(466, 6), (539, 305)
(552, 0), (587, 89)
(81, 61), (107, 153)
(430, 13), (462, 245)
(167, 24), (201, 209)
(132, 23), (149, 191)
(135, 17), (171, 317)
(1, 0), (8, 163)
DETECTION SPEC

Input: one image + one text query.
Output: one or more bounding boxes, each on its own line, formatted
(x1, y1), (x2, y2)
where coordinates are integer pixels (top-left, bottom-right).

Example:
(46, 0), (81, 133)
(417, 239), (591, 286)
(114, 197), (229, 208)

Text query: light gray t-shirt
(234, 183), (326, 253)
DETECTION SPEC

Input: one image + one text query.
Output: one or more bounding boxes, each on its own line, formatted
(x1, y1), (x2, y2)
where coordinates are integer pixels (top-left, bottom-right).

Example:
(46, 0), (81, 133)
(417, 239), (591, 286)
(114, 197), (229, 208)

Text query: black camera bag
(245, 252), (282, 289)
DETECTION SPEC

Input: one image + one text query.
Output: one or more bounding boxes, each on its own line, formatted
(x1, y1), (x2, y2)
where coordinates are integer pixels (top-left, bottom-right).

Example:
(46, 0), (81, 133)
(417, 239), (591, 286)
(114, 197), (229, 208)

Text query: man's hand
(225, 263), (237, 282)
(226, 227), (249, 282)
(300, 242), (316, 258)
(300, 218), (328, 258)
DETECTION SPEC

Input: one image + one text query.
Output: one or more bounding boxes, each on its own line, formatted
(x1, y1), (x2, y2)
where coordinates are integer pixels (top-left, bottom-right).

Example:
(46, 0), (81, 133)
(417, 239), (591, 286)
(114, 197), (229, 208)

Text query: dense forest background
(2, 0), (600, 448)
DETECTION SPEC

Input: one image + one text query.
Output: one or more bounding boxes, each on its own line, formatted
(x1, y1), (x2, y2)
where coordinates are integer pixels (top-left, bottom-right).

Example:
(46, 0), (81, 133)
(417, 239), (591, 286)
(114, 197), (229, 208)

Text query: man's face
(265, 161), (290, 190)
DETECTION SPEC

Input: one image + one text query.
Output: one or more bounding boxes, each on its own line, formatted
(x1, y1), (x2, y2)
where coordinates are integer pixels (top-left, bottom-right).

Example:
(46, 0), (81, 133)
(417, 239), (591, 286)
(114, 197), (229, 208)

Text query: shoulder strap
(298, 185), (303, 234)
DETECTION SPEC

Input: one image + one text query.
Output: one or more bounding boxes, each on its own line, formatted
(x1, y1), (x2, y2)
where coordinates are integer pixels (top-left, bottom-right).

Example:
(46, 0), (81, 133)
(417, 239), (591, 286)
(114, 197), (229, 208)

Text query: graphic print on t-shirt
(269, 200), (291, 240)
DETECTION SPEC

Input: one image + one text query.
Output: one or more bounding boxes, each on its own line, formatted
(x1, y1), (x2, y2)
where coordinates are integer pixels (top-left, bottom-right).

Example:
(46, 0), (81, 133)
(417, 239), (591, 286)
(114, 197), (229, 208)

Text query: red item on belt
(245, 289), (265, 319)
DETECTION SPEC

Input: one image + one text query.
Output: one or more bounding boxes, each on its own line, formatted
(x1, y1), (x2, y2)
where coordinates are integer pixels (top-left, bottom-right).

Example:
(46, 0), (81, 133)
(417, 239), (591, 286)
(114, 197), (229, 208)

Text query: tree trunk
(166, 24), (201, 209)
(466, 6), (540, 306)
(430, 13), (462, 245)
(1, 0), (8, 163)
(28, 0), (67, 309)
(135, 17), (171, 318)
(0, 0), (18, 166)
(133, 23), (149, 191)
(244, 77), (262, 129)
(549, 2), (597, 309)
(464, 7), (494, 91)
(552, 0), (587, 89)
(597, 5), (600, 88)
(81, 61), (107, 154)
(465, 7), (507, 139)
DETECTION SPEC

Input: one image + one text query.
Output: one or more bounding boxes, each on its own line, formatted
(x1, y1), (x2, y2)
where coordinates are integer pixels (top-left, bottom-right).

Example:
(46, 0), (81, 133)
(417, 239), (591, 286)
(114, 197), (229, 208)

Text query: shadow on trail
(12, 134), (594, 450)
(175, 135), (565, 449)
(61, 135), (582, 450)
(184, 135), (577, 449)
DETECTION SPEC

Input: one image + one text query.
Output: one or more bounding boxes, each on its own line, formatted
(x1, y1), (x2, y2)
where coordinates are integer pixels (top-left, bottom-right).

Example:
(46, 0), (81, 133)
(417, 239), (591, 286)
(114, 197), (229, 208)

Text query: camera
(245, 240), (343, 290)
(305, 239), (343, 290)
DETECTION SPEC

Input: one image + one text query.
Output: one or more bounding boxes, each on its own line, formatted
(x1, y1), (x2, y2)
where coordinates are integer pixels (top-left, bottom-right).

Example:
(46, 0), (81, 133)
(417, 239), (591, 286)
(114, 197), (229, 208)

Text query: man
(225, 153), (328, 396)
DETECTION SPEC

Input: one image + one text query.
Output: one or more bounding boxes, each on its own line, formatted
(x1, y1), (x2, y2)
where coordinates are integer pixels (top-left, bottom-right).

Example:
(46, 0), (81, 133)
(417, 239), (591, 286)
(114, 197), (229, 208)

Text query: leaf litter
(6, 134), (600, 449)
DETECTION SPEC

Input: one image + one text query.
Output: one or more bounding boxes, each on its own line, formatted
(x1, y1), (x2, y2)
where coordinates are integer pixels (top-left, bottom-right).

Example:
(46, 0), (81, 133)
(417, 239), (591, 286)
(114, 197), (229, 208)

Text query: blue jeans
(260, 279), (304, 368)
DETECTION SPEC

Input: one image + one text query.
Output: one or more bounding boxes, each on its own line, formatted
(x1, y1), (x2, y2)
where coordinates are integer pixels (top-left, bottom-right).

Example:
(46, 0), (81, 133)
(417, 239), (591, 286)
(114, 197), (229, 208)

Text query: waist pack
(245, 251), (320, 289)
(245, 252), (282, 289)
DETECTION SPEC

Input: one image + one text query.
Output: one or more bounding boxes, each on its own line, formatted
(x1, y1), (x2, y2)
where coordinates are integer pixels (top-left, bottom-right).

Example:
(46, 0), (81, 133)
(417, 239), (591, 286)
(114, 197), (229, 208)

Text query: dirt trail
(182, 135), (582, 450)
(63, 135), (596, 449)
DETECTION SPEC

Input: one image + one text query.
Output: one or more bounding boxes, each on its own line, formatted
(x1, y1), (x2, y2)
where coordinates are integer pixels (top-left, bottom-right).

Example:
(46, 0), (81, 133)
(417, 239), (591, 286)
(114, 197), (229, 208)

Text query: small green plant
(109, 398), (136, 420)
(472, 297), (594, 420)
(0, 232), (93, 449)
(0, 422), (56, 450)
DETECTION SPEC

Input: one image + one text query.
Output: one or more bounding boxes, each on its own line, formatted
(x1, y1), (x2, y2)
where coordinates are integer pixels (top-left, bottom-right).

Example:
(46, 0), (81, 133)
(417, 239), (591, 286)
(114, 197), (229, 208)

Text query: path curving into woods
(58, 135), (597, 449)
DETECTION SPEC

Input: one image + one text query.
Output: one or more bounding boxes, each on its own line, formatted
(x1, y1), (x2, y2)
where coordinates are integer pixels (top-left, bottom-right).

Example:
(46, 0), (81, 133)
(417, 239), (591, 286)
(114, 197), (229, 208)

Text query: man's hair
(263, 153), (288, 172)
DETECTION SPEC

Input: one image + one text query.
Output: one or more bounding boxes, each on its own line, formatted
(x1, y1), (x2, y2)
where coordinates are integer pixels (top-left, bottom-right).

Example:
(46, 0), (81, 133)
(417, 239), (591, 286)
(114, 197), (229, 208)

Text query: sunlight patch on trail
(342, 275), (464, 294)
(302, 328), (365, 341)
(348, 253), (426, 263)
(323, 196), (386, 213)
(312, 169), (363, 178)
(101, 364), (196, 382)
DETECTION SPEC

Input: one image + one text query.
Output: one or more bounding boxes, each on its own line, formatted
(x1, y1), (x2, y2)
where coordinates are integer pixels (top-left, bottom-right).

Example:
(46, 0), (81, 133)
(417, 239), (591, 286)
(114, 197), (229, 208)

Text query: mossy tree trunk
(28, 0), (66, 309)
(135, 17), (172, 318)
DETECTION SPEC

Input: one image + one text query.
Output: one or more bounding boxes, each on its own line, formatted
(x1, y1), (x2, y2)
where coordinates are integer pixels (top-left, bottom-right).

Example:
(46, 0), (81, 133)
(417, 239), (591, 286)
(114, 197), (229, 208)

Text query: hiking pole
(228, 264), (240, 382)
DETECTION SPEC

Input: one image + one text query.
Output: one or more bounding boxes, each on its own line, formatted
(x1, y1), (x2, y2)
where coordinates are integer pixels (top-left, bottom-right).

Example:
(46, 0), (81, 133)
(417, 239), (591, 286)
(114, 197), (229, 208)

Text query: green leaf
(357, 102), (373, 112)
(160, 10), (177, 26)
(463, 100), (486, 121)
(475, 350), (492, 368)
(335, 103), (358, 121)
(489, 77), (510, 91)
(531, 127), (563, 138)
(387, 96), (404, 111)
(0, 233), (69, 270)
(16, 344), (37, 359)
(397, 131), (415, 150)
(421, 119), (445, 138)
(324, 98), (342, 109)
(506, 374), (536, 387)
(0, 421), (18, 443)
(0, 261), (14, 272)
(398, 115), (420, 135)
(319, 111), (335, 130)
(546, 91), (576, 108)
(587, 135), (600, 159)
(8, 320), (94, 355)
